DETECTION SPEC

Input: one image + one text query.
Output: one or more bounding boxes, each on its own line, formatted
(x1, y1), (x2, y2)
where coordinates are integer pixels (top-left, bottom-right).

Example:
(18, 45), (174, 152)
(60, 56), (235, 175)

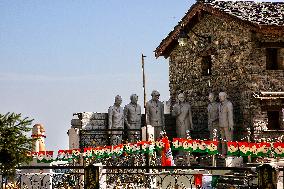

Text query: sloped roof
(201, 0), (284, 26)
(155, 0), (284, 58)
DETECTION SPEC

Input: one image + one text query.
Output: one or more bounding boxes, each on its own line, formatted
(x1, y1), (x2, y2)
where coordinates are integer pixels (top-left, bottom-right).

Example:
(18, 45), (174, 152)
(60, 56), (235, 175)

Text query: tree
(0, 112), (34, 178)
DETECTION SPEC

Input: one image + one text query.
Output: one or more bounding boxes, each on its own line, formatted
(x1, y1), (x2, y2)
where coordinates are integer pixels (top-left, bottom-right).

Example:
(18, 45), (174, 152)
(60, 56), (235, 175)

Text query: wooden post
(247, 127), (251, 163)
(258, 164), (278, 189)
(84, 165), (99, 189)
(212, 129), (217, 167)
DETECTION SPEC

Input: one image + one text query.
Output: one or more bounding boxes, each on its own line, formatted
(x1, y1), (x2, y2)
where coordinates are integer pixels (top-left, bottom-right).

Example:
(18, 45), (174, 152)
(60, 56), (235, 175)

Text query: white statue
(124, 94), (141, 142)
(172, 93), (193, 138)
(218, 92), (234, 155)
(146, 90), (165, 141)
(108, 95), (124, 145)
(31, 124), (46, 152)
(208, 93), (219, 139)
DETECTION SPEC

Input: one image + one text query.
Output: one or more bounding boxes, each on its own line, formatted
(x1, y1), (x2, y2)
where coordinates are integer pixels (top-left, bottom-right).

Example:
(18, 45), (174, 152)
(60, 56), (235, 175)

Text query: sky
(0, 0), (195, 151)
(0, 0), (282, 152)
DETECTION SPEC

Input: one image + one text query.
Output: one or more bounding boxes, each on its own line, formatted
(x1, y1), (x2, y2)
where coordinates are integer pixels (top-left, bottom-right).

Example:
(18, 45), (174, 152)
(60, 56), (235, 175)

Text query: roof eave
(154, 3), (283, 59)
(154, 2), (202, 58)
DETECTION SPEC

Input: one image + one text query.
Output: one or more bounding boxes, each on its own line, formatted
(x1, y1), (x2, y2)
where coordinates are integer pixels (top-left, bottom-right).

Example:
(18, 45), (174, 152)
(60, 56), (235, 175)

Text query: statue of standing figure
(172, 93), (193, 138)
(108, 95), (124, 145)
(207, 93), (219, 140)
(146, 90), (165, 141)
(218, 92), (234, 155)
(124, 94), (141, 142)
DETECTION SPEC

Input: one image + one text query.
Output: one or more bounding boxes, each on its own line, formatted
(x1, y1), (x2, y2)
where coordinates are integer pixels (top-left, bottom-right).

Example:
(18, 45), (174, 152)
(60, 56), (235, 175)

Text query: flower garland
(31, 139), (284, 163)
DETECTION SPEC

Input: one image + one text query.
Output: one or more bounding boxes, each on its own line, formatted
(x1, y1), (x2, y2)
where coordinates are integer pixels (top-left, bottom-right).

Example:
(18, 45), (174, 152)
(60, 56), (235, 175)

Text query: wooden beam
(259, 42), (284, 48)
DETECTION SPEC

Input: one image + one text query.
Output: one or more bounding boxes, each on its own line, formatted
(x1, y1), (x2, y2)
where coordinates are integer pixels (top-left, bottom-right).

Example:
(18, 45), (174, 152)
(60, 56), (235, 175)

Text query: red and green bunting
(139, 141), (155, 154)
(32, 140), (284, 162)
(32, 151), (54, 163)
(273, 142), (284, 157)
(228, 142), (272, 157)
(57, 149), (81, 161)
(172, 138), (218, 155)
(206, 140), (218, 155)
(227, 141), (239, 156)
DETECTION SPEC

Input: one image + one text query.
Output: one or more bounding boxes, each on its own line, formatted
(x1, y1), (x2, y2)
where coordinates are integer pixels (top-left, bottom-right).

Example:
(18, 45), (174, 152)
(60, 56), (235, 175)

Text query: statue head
(151, 90), (160, 101)
(177, 93), (185, 103)
(208, 93), (215, 103)
(219, 92), (227, 102)
(32, 124), (45, 135)
(130, 94), (138, 104)
(114, 95), (122, 106)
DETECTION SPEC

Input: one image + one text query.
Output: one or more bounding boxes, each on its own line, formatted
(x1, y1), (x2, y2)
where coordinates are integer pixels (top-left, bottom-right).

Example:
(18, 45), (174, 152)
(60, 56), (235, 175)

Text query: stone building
(155, 0), (284, 141)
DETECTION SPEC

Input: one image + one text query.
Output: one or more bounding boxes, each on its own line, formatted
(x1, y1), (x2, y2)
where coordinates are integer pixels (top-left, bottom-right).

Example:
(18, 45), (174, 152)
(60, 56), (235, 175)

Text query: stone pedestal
(68, 128), (80, 149)
(142, 125), (155, 141)
(95, 163), (106, 189)
(225, 156), (243, 167)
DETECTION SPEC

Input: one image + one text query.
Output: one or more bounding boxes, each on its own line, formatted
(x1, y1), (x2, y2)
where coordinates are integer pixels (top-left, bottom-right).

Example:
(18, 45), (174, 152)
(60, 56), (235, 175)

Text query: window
(266, 48), (283, 70)
(201, 56), (212, 76)
(267, 111), (280, 130)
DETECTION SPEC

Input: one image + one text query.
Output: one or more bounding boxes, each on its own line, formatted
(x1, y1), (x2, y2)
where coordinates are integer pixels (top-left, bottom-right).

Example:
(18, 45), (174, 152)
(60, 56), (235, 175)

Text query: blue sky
(0, 0), (194, 151)
(0, 0), (282, 151)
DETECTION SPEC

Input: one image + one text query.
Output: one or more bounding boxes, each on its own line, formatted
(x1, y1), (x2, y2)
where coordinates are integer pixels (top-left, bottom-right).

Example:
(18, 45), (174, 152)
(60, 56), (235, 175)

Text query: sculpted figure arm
(108, 107), (113, 130)
(161, 103), (165, 130)
(228, 102), (234, 131)
(121, 108), (124, 129)
(172, 103), (181, 117)
(138, 104), (142, 126)
(146, 102), (150, 125)
(188, 105), (193, 130)
(123, 106), (130, 129)
(207, 105), (213, 132)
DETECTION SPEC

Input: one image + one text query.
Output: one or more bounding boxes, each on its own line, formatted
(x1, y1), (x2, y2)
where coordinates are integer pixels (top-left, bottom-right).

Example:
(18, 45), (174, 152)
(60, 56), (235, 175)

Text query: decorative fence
(1, 164), (283, 188)
(0, 165), (84, 189)
(94, 165), (259, 189)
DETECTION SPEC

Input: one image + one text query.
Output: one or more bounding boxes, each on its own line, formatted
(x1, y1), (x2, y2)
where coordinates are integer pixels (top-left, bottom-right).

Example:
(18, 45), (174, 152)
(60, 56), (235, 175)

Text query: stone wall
(71, 112), (108, 129)
(168, 13), (284, 141)
(70, 112), (178, 148)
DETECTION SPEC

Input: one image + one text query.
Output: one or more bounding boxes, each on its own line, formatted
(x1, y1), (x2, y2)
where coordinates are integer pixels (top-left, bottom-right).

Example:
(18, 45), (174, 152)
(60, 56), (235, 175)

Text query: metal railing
(86, 165), (260, 189)
(0, 166), (84, 189)
(1, 164), (282, 188)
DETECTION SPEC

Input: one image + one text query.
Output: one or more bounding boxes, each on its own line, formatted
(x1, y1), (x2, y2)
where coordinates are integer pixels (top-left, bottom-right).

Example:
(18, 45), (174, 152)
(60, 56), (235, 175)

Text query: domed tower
(31, 123), (46, 152)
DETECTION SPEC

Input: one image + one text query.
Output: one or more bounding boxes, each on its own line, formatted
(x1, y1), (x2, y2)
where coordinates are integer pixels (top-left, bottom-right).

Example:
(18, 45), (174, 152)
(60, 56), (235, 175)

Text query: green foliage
(0, 112), (34, 177)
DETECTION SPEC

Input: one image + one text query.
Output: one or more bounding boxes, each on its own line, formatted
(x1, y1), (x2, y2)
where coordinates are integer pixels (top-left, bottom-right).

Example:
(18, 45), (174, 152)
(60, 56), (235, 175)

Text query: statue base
(225, 156), (243, 167)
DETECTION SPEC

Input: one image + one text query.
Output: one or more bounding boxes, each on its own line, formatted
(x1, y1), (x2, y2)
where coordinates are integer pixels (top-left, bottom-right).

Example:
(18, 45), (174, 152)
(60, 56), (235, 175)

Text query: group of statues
(108, 90), (165, 145)
(108, 94), (142, 145)
(208, 92), (234, 155)
(108, 90), (234, 155)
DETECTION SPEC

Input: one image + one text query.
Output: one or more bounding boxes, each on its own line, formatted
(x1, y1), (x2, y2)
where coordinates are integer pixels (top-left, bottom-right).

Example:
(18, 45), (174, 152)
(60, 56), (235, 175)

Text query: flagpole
(141, 53), (150, 170)
(141, 53), (147, 141)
